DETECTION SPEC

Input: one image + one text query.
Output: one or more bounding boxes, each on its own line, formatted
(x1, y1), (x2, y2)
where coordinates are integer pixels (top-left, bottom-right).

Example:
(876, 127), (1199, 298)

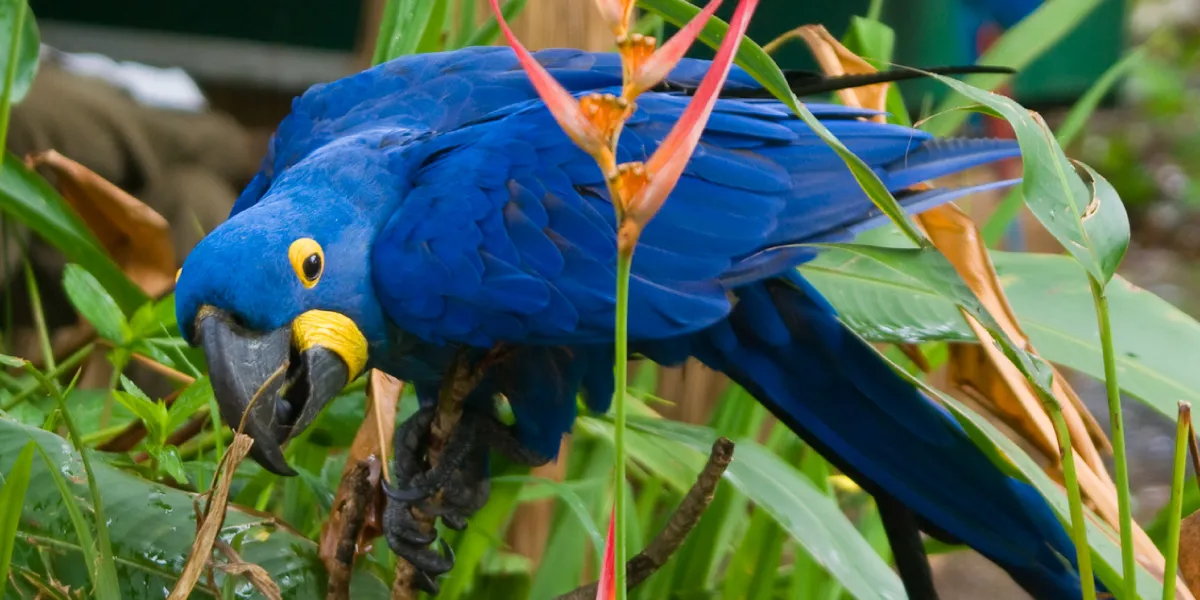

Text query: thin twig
(555, 437), (736, 600)
(167, 433), (254, 600)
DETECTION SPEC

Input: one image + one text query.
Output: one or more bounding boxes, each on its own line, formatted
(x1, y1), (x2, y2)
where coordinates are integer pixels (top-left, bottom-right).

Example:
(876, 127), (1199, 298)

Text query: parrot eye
(288, 238), (324, 288)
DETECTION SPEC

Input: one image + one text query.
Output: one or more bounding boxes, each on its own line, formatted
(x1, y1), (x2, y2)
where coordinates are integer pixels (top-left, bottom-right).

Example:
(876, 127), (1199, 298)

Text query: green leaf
(0, 440), (35, 587)
(981, 46), (1147, 246)
(803, 249), (1198, 421)
(583, 414), (907, 600)
(415, 0), (451, 54)
(0, 417), (391, 598)
(62, 264), (129, 344)
(0, 353), (22, 367)
(923, 0), (1104, 137)
(32, 443), (101, 595)
(112, 391), (166, 445)
(0, 153), (146, 312)
(929, 74), (1130, 283)
(0, 0), (37, 106)
(810, 242), (1056, 398)
(167, 377), (211, 433)
(148, 446), (188, 484)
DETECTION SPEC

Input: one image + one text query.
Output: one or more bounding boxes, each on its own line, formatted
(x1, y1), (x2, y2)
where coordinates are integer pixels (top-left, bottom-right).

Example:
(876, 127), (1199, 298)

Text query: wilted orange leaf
(26, 150), (176, 298)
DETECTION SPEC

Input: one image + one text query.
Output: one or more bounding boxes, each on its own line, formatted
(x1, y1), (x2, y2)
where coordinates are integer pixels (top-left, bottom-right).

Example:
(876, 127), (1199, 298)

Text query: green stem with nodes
(1089, 276), (1135, 598)
(613, 245), (633, 600)
(1046, 399), (1095, 600)
(1164, 402), (1191, 600)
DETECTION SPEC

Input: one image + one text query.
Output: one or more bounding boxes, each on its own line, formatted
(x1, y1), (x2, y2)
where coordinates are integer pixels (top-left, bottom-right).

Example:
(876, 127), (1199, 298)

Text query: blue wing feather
(241, 48), (1099, 598)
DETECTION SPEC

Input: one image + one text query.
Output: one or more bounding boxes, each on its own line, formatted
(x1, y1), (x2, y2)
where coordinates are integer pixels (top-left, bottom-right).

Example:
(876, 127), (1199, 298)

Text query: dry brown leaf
(318, 370), (402, 599)
(26, 150), (176, 297)
(772, 25), (889, 120)
(168, 433), (256, 600)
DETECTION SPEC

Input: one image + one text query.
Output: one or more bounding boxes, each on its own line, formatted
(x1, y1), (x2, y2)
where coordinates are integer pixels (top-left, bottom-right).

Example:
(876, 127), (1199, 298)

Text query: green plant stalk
(3, 342), (96, 410)
(1164, 403), (1191, 600)
(23, 364), (121, 600)
(613, 249), (632, 600)
(866, 0), (883, 21)
(0, 0), (28, 150)
(1088, 276), (1136, 598)
(22, 260), (54, 373)
(1046, 400), (1096, 600)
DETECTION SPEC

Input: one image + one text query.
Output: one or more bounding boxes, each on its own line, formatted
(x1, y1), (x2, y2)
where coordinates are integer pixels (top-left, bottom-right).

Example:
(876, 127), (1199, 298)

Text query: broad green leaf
(0, 353), (22, 367)
(930, 74), (1130, 283)
(0, 0), (39, 105)
(811, 242), (1055, 397)
(584, 415), (907, 600)
(0, 440), (35, 587)
(0, 417), (389, 598)
(802, 249), (1198, 421)
(0, 154), (146, 312)
(924, 0), (1104, 137)
(62, 264), (129, 344)
(166, 377), (212, 432)
(981, 46), (1148, 246)
(32, 444), (101, 596)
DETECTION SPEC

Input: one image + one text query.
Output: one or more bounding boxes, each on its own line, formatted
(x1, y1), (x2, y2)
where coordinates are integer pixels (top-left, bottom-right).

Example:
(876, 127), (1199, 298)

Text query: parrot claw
(384, 404), (552, 589)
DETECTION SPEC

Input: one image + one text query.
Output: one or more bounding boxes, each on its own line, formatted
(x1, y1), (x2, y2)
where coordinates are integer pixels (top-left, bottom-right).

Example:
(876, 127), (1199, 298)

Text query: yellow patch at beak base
(292, 310), (368, 380)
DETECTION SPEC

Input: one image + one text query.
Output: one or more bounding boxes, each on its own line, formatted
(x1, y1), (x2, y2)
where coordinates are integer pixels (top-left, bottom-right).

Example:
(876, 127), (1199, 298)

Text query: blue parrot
(174, 47), (1095, 598)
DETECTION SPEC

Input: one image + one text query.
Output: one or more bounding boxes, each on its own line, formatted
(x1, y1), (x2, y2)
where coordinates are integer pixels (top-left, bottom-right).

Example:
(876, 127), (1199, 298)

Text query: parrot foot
(385, 405), (550, 593)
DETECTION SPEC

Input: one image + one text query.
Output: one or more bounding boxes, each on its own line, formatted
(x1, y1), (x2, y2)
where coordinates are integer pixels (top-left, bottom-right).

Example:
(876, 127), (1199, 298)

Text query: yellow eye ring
(289, 238), (324, 288)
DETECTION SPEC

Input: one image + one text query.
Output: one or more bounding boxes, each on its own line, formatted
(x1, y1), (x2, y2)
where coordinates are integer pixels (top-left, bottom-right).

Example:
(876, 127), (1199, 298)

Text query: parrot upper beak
(195, 306), (367, 475)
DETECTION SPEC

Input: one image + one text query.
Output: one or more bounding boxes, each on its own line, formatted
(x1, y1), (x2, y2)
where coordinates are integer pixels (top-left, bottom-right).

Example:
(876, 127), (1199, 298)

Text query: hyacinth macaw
(174, 47), (1096, 598)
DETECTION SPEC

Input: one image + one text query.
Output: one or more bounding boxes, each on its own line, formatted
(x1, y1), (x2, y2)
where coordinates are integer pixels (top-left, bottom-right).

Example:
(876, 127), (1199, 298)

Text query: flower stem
(1088, 276), (1135, 598)
(1046, 399), (1095, 600)
(1164, 402), (1192, 600)
(613, 247), (633, 600)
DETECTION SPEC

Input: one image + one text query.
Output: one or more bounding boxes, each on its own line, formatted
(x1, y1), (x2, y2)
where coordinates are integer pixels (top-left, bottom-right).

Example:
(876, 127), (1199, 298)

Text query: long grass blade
(0, 440), (35, 588)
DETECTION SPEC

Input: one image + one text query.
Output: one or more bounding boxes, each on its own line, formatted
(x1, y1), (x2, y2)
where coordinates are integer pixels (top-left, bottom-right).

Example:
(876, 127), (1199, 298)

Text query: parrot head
(175, 152), (396, 475)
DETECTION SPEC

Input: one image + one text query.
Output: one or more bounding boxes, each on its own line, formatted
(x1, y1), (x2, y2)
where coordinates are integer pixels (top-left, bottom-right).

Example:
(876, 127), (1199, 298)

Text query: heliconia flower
(594, 0), (637, 36)
(596, 506), (617, 600)
(622, 0), (760, 227)
(489, 0), (608, 158)
(626, 0), (724, 97)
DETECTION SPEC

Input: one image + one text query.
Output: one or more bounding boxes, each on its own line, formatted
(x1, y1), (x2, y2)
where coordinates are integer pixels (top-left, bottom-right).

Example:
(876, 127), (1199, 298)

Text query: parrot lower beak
(195, 306), (363, 475)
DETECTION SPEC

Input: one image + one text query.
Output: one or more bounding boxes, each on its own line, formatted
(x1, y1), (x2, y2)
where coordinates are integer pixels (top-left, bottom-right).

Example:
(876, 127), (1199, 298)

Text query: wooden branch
(555, 437), (735, 600)
(324, 460), (374, 600)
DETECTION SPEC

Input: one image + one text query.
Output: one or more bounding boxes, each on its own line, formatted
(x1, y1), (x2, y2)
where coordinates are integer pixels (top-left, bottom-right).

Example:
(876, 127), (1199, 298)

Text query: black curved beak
(196, 307), (350, 475)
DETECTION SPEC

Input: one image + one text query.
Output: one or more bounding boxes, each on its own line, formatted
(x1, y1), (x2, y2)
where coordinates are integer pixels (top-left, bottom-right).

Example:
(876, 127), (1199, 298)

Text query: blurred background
(3, 0), (1198, 597)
